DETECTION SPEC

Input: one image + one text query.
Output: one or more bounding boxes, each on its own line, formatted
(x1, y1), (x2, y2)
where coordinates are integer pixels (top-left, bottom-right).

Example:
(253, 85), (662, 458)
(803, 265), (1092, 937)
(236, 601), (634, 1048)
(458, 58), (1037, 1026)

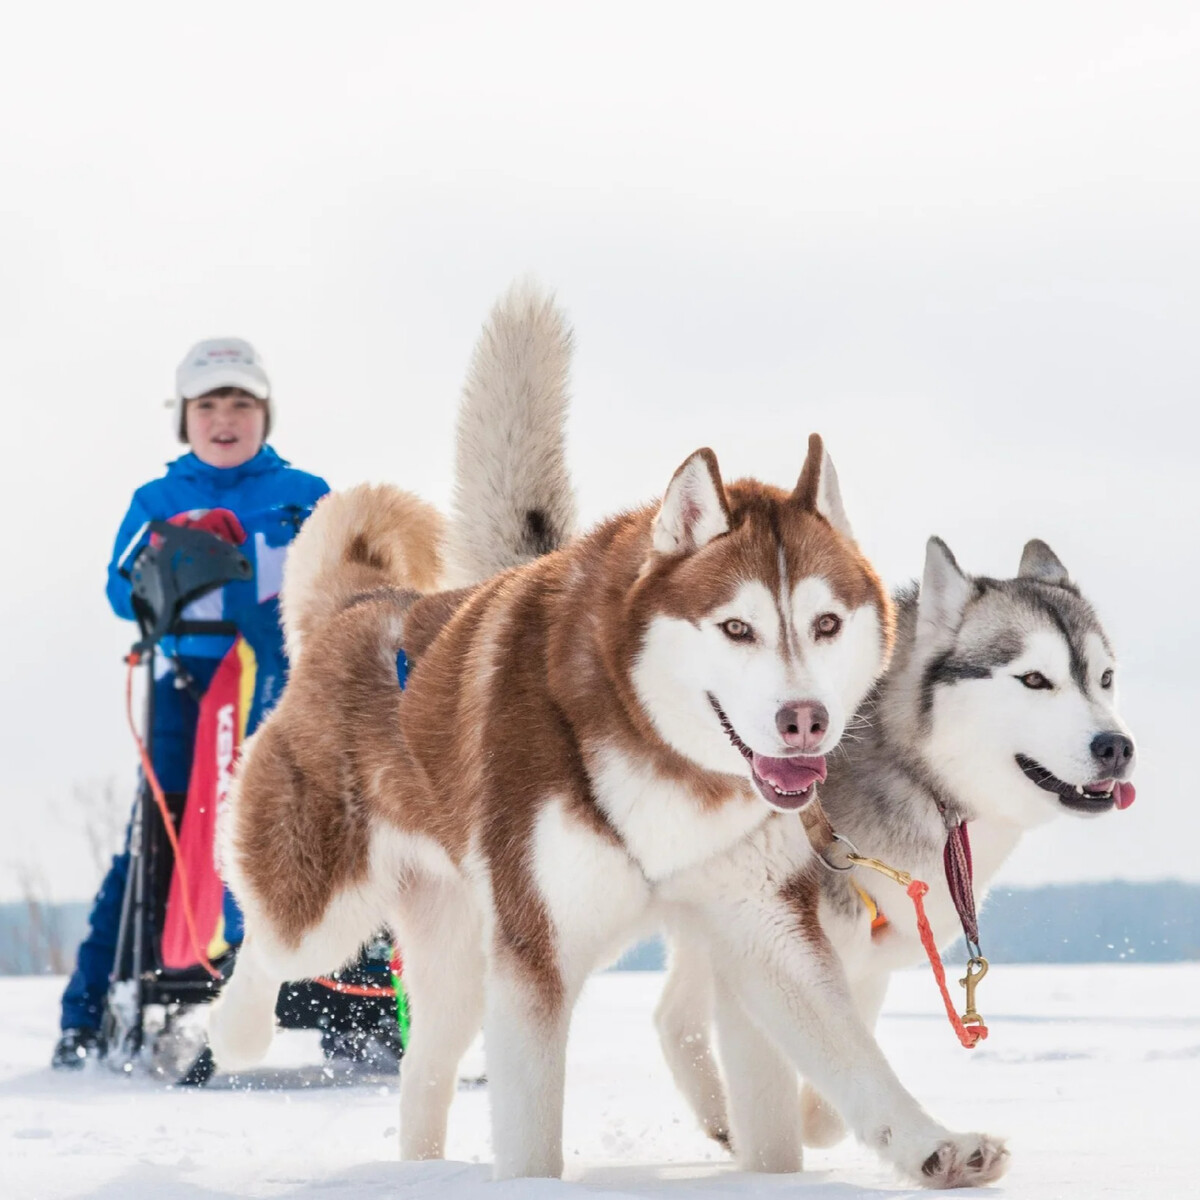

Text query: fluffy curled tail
(442, 280), (578, 586)
(280, 484), (445, 662)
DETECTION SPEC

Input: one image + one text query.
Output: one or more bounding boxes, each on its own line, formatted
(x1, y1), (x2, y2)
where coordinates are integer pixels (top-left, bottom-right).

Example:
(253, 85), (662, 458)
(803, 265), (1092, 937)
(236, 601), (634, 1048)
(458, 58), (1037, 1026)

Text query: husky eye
(1100, 668), (1113, 689)
(813, 612), (842, 639)
(1017, 671), (1052, 690)
(720, 619), (754, 642)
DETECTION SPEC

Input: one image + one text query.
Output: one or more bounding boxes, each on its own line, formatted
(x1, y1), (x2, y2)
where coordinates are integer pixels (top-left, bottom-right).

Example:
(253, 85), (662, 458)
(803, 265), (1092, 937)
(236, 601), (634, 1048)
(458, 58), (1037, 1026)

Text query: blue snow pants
(59, 657), (219, 1032)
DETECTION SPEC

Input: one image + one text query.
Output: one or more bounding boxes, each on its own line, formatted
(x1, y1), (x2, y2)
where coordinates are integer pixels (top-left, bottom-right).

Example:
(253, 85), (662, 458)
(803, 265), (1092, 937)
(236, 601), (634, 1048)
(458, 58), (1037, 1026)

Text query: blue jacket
(107, 446), (329, 656)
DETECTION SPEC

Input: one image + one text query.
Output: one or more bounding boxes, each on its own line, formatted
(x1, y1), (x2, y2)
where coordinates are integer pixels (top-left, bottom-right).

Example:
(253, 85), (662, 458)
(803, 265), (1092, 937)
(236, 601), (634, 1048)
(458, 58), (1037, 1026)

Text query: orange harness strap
(801, 796), (988, 1050)
(852, 872), (986, 1046)
(905, 878), (988, 1048)
(312, 976), (396, 998)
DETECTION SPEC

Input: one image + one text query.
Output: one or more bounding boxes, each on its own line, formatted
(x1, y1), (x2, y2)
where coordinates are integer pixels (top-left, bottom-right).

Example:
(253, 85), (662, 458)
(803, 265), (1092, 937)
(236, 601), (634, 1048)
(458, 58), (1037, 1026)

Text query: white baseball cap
(173, 337), (272, 441)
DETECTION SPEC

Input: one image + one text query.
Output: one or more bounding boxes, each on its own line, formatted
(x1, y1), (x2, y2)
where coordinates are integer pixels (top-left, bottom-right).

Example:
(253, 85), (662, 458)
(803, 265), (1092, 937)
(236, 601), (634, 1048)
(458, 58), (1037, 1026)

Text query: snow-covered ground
(2, 963), (1194, 1198)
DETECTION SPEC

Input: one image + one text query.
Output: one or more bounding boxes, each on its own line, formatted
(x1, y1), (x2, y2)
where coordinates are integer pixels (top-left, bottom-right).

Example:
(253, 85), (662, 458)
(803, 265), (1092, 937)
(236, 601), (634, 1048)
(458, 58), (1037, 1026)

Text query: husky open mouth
(708, 695), (826, 811)
(1015, 754), (1136, 813)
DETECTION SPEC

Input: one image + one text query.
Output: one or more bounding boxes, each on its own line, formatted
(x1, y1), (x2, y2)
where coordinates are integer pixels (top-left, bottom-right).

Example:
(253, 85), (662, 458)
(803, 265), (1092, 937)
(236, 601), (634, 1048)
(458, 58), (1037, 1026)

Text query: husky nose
(1091, 731), (1135, 775)
(776, 702), (829, 751)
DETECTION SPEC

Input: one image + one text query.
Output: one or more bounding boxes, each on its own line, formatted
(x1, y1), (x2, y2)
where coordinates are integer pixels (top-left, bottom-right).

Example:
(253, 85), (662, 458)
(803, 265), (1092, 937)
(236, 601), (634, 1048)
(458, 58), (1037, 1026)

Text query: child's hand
(157, 508), (248, 546)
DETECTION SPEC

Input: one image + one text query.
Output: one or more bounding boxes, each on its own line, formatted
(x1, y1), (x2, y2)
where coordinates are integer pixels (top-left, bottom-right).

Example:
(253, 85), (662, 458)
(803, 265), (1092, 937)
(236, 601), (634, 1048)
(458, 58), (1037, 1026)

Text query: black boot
(51, 1027), (104, 1070)
(320, 1022), (403, 1070)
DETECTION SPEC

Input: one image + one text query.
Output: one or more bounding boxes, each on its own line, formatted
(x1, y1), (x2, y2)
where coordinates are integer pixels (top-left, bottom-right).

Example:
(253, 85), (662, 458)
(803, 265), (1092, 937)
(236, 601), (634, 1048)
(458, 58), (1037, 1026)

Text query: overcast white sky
(2, 2), (1197, 900)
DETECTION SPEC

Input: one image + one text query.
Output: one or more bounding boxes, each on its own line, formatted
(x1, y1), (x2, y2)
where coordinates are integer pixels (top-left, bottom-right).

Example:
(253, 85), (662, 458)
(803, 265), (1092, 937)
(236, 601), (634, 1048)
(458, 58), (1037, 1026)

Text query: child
(53, 338), (329, 1068)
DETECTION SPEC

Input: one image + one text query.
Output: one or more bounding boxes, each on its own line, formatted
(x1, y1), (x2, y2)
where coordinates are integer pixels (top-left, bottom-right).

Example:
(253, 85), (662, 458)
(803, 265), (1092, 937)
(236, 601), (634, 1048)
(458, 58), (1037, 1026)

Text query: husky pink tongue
(751, 753), (827, 808)
(1113, 781), (1136, 810)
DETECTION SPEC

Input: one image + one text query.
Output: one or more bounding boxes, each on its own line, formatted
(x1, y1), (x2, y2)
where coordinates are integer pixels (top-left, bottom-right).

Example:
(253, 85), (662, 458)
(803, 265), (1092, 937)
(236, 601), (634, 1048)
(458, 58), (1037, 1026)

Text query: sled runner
(102, 518), (407, 1085)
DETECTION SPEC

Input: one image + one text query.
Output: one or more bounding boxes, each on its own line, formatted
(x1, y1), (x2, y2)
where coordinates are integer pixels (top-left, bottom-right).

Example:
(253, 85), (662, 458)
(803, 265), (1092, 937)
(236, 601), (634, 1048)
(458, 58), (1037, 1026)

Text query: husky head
(630, 435), (894, 812)
(913, 537), (1136, 826)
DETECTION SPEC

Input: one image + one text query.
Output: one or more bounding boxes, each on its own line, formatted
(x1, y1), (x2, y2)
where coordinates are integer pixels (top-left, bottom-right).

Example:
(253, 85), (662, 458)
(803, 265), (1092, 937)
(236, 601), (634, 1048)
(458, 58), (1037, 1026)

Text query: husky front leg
(484, 958), (570, 1179)
(712, 972), (802, 1172)
(657, 924), (802, 1170)
(654, 927), (731, 1150)
(801, 970), (889, 1148)
(703, 884), (1008, 1189)
(480, 795), (647, 1179)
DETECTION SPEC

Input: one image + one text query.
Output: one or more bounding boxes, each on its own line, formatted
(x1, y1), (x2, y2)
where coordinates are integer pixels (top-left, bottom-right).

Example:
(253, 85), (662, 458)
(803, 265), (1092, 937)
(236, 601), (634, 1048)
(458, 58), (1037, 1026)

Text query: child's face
(185, 388), (267, 468)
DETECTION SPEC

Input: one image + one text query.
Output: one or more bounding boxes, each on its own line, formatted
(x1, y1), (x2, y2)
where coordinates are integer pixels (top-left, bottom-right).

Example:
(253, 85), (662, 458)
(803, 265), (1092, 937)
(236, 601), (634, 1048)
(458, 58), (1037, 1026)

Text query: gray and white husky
(654, 534), (1138, 1169)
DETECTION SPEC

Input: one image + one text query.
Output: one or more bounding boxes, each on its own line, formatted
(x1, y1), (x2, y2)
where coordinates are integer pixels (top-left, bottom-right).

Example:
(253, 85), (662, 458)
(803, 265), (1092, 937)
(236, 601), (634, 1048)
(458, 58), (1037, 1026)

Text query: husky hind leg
(207, 935), (282, 1071)
(389, 877), (485, 1161)
(208, 890), (382, 1073)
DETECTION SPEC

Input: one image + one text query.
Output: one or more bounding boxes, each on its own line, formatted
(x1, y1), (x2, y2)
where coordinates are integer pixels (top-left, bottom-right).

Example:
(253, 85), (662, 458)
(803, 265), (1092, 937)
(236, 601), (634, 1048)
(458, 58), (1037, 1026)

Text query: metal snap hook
(817, 832), (860, 872)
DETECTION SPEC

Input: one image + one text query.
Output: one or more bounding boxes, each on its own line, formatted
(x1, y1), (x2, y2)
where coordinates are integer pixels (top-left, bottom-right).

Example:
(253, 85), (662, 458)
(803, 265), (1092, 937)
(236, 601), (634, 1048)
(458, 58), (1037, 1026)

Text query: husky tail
(442, 280), (578, 587)
(280, 484), (445, 663)
(282, 280), (573, 657)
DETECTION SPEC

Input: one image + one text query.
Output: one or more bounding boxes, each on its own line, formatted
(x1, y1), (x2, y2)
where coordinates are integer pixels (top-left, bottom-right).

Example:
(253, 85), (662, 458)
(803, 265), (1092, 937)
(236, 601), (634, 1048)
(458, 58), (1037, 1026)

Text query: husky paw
(206, 996), (275, 1072)
(913, 1133), (1009, 1189)
(709, 1124), (733, 1153)
(687, 1091), (732, 1152)
(800, 1082), (848, 1148)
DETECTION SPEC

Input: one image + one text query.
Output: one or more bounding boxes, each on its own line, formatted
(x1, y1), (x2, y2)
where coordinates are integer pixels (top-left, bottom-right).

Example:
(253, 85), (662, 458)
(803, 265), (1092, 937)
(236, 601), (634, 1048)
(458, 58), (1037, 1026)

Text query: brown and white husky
(209, 284), (1008, 1188)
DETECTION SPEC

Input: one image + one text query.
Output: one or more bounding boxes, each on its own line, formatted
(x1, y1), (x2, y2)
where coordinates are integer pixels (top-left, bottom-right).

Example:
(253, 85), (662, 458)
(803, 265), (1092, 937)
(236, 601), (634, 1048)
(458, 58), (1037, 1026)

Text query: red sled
(162, 639), (254, 969)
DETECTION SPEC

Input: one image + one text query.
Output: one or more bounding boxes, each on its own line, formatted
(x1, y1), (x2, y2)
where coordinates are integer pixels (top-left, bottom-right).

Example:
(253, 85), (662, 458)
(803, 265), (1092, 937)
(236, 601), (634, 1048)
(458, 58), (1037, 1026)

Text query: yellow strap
(853, 882), (890, 932)
(207, 916), (229, 961)
(236, 637), (257, 738)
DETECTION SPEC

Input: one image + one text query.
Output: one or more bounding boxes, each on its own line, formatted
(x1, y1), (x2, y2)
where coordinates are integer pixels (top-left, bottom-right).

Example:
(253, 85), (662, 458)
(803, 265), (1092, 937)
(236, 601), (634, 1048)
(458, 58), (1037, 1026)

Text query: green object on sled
(392, 969), (410, 1050)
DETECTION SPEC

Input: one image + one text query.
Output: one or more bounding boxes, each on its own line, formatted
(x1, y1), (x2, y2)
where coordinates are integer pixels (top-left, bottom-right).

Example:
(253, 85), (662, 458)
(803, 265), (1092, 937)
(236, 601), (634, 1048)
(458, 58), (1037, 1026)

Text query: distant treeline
(3, 882), (1198, 975)
(0, 901), (88, 975)
(616, 880), (1200, 970)
(961, 880), (1200, 964)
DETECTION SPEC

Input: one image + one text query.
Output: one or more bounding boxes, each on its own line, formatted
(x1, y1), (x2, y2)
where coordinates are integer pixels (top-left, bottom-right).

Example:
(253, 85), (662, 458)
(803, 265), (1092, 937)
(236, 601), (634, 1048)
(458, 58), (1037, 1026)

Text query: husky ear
(791, 433), (854, 540)
(652, 448), (731, 555)
(918, 537), (971, 638)
(1019, 539), (1071, 586)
